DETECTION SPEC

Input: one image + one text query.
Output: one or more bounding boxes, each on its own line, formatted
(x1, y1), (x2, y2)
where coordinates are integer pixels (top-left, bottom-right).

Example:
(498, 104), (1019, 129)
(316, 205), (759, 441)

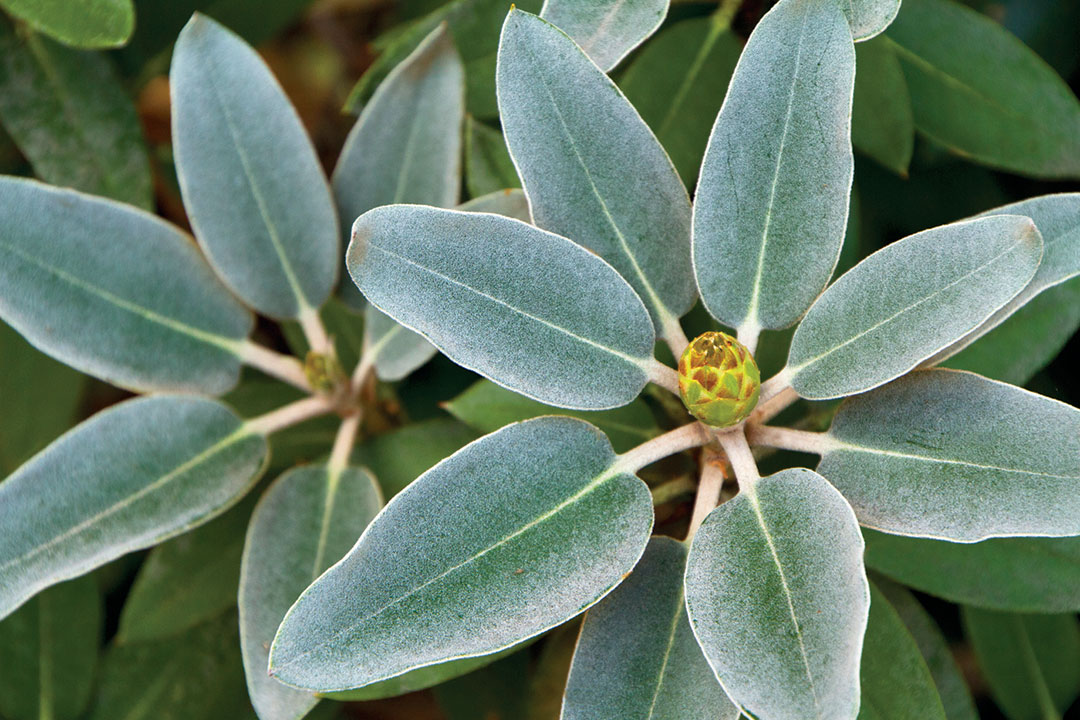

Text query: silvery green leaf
(842, 0), (901, 41)
(962, 608), (1080, 720)
(864, 532), (1080, 613)
(497, 10), (694, 341)
(347, 205), (657, 410)
(362, 305), (438, 383)
(0, 576), (100, 720)
(538, 0), (667, 71)
(458, 188), (531, 222)
(0, 395), (268, 621)
(693, 0), (855, 337)
(685, 468), (870, 720)
(562, 536), (738, 720)
(859, 580), (947, 720)
(172, 14), (338, 320)
(240, 465), (382, 720)
(875, 579), (978, 720)
(929, 193), (1080, 364)
(269, 417), (653, 691)
(0, 22), (152, 209)
(784, 215), (1042, 399)
(0, 177), (253, 395)
(818, 370), (1079, 542)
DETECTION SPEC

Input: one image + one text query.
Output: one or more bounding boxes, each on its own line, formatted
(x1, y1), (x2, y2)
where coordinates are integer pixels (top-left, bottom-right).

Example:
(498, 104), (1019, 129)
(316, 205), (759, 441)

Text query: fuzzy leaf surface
(785, 215), (1042, 399)
(885, 0), (1080, 179)
(270, 417), (653, 691)
(842, 0), (901, 41)
(0, 0), (133, 48)
(539, 0), (667, 71)
(497, 9), (694, 338)
(172, 15), (338, 319)
(240, 465), (382, 720)
(0, 177), (252, 395)
(693, 0), (855, 334)
(562, 536), (738, 720)
(0, 22), (151, 208)
(819, 370), (1080, 541)
(0, 396), (268, 621)
(685, 468), (870, 720)
(347, 205), (656, 410)
(458, 188), (531, 221)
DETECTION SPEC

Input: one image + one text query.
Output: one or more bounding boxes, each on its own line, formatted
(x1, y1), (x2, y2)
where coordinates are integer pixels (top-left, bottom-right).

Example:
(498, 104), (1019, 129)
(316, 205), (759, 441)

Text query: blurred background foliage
(0, 0), (1077, 718)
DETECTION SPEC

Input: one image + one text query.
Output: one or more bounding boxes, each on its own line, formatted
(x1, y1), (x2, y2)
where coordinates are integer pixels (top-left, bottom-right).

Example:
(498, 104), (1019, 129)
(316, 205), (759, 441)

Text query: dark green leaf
(852, 36), (914, 175)
(352, 418), (479, 498)
(464, 116), (520, 198)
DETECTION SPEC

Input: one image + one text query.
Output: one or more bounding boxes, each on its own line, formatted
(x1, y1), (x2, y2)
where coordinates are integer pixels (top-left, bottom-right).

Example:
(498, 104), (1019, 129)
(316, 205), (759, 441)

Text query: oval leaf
(363, 304), (438, 383)
(693, 0), (856, 336)
(0, 0), (133, 48)
(562, 536), (739, 720)
(818, 369), (1080, 541)
(539, 0), (668, 71)
(931, 193), (1080, 364)
(685, 468), (870, 720)
(785, 215), (1042, 399)
(240, 465), (382, 720)
(458, 188), (531, 221)
(0, 23), (151, 209)
(843, 0), (901, 41)
(172, 14), (339, 320)
(269, 417), (653, 691)
(0, 396), (268, 621)
(347, 205), (657, 410)
(0, 177), (253, 395)
(859, 581), (947, 720)
(497, 9), (694, 339)
(884, 0), (1080, 179)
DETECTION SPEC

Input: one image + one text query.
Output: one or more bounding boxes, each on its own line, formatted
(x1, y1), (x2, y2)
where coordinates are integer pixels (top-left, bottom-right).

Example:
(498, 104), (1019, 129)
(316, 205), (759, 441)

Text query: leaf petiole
(686, 448), (726, 540)
(244, 396), (336, 436)
(614, 422), (710, 474)
(746, 425), (837, 455)
(713, 427), (759, 490)
(236, 340), (313, 392)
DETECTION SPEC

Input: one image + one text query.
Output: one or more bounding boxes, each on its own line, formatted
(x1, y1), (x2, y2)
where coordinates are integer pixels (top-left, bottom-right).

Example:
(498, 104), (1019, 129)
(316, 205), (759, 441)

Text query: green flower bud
(678, 331), (761, 427)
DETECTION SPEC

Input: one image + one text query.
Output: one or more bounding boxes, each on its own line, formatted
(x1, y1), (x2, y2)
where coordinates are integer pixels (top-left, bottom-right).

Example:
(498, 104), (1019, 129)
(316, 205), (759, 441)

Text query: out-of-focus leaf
(0, 320), (84, 475)
(693, 0), (855, 336)
(87, 613), (255, 720)
(875, 579), (978, 720)
(363, 304), (438, 383)
(852, 36), (914, 175)
(434, 649), (531, 720)
(0, 396), (268, 621)
(0, 0), (133, 48)
(347, 205), (657, 410)
(458, 188), (531, 221)
(619, 14), (741, 187)
(526, 622), (579, 720)
(240, 465), (381, 719)
(685, 468), (869, 720)
(352, 418), (478, 499)
(497, 9), (694, 342)
(858, 581), (947, 720)
(0, 21), (151, 208)
(818, 370), (1080, 541)
(562, 537), (739, 720)
(539, 0), (667, 71)
(117, 496), (256, 643)
(884, 0), (1080, 178)
(464, 116), (520, 198)
(843, 0), (901, 40)
(864, 531), (1080, 613)
(444, 379), (659, 453)
(785, 216), (1042, 399)
(172, 15), (338, 320)
(270, 417), (653, 692)
(0, 576), (100, 720)
(963, 608), (1080, 720)
(0, 177), (253, 395)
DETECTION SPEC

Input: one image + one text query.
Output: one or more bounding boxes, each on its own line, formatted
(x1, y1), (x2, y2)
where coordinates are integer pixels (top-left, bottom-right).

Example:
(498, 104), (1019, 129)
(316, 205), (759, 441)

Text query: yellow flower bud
(678, 332), (760, 427)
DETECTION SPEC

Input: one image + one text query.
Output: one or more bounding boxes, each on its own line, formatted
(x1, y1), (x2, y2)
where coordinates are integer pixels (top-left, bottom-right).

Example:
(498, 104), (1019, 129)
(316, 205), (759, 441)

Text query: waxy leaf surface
(347, 205), (656, 410)
(0, 0), (133, 48)
(270, 417), (653, 691)
(497, 10), (694, 338)
(539, 0), (667, 71)
(685, 468), (870, 720)
(786, 215), (1042, 399)
(172, 15), (338, 319)
(693, 0), (855, 335)
(562, 537), (738, 720)
(0, 576), (100, 720)
(0, 22), (151, 208)
(0, 177), (252, 395)
(240, 465), (382, 720)
(819, 370), (1080, 541)
(0, 396), (268, 621)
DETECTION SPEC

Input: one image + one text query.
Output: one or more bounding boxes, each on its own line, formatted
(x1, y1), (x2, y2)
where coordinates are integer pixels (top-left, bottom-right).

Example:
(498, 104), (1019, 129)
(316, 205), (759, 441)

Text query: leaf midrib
(826, 438), (1075, 480)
